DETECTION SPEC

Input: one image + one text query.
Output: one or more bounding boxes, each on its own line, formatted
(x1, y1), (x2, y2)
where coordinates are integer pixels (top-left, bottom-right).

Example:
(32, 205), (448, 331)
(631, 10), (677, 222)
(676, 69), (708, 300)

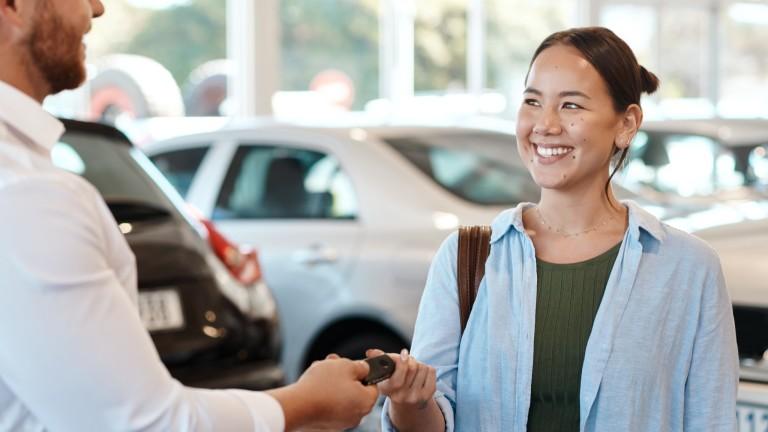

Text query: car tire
(184, 59), (230, 116)
(89, 54), (185, 123)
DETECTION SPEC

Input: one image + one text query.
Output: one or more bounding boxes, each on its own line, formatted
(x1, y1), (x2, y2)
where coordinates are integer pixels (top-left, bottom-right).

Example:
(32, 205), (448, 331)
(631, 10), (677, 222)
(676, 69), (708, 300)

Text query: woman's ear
(615, 104), (643, 150)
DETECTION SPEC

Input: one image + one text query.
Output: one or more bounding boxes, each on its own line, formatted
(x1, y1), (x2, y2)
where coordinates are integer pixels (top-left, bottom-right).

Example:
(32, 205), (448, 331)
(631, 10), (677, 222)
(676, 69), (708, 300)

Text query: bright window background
(721, 2), (768, 117)
(43, 1), (768, 123)
(486, 0), (575, 116)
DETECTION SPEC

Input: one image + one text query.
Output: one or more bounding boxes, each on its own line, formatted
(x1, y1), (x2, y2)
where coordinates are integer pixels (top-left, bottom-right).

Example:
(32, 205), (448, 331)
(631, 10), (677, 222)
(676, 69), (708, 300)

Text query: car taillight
(188, 207), (263, 285)
(201, 219), (262, 285)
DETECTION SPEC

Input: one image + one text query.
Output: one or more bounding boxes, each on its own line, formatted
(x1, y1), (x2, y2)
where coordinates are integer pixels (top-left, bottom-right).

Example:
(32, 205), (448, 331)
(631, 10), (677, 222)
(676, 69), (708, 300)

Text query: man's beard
(25, 3), (87, 95)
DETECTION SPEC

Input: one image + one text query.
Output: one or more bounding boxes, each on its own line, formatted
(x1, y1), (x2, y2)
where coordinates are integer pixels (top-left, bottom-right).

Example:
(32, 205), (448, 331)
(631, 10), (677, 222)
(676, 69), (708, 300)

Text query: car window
(733, 305), (768, 384)
(623, 131), (746, 196)
(52, 131), (175, 213)
(149, 146), (209, 197)
(214, 145), (357, 220)
(749, 145), (768, 186)
(384, 132), (540, 205)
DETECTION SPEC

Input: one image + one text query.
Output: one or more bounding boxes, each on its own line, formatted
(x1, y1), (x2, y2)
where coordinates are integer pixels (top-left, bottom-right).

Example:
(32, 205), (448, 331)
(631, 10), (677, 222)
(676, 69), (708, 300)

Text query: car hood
(695, 218), (768, 308)
(664, 200), (768, 232)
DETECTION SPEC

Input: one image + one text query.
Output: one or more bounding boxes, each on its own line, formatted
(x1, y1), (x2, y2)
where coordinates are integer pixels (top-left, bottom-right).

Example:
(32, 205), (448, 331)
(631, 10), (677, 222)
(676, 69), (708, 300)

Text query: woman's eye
(562, 102), (581, 110)
(524, 99), (541, 107)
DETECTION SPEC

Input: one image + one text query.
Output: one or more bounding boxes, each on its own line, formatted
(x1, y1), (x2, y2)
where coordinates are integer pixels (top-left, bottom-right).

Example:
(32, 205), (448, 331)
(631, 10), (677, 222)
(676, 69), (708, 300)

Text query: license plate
(738, 402), (768, 431)
(138, 289), (184, 331)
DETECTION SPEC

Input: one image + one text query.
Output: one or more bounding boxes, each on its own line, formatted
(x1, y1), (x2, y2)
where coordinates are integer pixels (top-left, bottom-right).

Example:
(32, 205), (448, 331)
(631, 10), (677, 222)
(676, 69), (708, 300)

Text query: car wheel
(89, 54), (185, 123)
(184, 59), (229, 116)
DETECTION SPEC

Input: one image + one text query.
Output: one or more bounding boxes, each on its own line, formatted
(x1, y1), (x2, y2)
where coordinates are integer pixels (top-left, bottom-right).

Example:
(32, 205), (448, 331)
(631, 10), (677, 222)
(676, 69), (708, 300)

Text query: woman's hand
(365, 348), (436, 409)
(365, 348), (445, 432)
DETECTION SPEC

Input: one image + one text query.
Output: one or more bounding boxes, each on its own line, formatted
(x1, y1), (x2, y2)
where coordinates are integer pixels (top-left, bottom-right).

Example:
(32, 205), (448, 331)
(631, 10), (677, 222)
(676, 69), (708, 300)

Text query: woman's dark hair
(528, 27), (660, 198)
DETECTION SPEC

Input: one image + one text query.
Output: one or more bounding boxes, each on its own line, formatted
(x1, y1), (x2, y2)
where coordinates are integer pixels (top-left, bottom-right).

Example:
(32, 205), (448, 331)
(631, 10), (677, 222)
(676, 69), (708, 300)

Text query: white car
(143, 122), (538, 381)
(694, 219), (768, 430)
(139, 119), (704, 386)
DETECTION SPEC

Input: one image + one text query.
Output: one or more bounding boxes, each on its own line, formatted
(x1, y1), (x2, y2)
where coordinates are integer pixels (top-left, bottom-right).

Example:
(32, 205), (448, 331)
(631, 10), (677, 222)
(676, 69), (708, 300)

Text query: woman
(369, 27), (739, 431)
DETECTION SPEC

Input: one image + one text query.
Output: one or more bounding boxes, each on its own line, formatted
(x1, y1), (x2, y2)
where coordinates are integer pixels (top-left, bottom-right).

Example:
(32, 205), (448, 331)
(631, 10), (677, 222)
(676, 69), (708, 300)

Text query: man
(0, 1), (379, 430)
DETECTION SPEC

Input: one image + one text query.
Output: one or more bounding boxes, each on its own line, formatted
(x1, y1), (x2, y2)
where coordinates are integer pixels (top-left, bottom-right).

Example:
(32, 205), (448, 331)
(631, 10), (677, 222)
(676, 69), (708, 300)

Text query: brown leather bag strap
(457, 225), (492, 334)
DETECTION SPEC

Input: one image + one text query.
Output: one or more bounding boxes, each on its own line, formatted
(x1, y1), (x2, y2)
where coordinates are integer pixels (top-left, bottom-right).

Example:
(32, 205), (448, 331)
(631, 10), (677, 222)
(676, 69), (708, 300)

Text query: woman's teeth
(536, 146), (573, 157)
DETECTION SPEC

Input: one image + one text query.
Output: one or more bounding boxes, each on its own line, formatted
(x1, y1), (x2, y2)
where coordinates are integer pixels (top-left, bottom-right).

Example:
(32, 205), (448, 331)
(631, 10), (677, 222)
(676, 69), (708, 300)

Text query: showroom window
(414, 0), (467, 93)
(485, 0), (576, 115)
(720, 2), (768, 117)
(150, 146), (210, 197)
(214, 145), (357, 220)
(280, 0), (379, 111)
(600, 3), (713, 118)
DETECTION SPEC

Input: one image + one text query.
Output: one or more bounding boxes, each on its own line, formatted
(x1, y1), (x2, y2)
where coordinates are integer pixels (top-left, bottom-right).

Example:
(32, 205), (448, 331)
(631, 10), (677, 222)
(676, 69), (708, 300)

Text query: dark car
(53, 119), (283, 390)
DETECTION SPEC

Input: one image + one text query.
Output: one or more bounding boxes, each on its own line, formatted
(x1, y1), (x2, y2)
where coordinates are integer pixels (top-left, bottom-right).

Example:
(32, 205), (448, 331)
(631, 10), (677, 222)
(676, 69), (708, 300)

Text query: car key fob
(362, 354), (396, 385)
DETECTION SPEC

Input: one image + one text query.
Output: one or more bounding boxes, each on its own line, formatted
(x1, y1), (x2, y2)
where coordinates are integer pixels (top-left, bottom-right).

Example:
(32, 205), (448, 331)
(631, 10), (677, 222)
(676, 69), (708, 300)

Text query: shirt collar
(0, 80), (65, 152)
(490, 200), (666, 244)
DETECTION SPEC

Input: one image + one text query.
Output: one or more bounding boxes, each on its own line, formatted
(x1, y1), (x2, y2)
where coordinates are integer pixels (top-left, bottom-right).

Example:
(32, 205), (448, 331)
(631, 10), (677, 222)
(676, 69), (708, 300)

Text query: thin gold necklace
(535, 207), (614, 238)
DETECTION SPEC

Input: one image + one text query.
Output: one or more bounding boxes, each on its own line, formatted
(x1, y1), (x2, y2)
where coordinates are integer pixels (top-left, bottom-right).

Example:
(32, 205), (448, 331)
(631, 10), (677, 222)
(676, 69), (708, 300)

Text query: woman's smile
(532, 143), (575, 165)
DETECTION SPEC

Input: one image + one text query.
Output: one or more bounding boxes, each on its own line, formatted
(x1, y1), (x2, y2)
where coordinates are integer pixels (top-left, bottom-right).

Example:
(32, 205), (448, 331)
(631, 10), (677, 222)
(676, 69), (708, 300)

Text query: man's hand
(268, 354), (379, 431)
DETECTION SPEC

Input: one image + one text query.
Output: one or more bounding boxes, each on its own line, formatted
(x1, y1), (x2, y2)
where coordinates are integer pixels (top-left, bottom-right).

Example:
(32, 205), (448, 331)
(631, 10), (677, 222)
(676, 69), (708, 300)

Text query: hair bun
(639, 65), (660, 95)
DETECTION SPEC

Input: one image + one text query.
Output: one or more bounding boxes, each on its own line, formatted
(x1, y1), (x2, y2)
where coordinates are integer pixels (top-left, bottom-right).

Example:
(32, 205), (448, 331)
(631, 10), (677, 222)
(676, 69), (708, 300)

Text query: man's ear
(0, 0), (26, 31)
(615, 104), (643, 150)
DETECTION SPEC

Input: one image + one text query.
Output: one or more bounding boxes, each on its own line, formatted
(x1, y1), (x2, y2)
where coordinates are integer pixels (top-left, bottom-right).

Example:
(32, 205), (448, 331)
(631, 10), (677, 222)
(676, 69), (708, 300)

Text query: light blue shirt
(383, 201), (738, 431)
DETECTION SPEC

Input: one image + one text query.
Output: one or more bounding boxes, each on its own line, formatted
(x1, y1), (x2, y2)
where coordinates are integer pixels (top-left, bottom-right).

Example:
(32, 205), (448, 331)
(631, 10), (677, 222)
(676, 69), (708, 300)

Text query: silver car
(694, 219), (768, 431)
(621, 118), (768, 207)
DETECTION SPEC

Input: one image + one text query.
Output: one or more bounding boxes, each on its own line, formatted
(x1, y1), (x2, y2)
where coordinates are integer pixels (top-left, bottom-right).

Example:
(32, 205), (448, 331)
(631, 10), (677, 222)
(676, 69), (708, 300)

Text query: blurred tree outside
(657, 6), (710, 100)
(89, 0), (226, 97)
(88, 0), (152, 58)
(281, 0), (380, 110)
(118, 0), (227, 94)
(89, 0), (482, 111)
(414, 0), (467, 92)
(720, 3), (768, 117)
(86, 0), (579, 114)
(486, 0), (573, 115)
(84, 1), (768, 118)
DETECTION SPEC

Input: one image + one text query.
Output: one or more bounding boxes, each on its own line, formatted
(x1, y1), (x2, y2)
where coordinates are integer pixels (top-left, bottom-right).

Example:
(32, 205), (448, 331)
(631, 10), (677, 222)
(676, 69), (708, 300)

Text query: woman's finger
(386, 353), (408, 389)
(423, 366), (437, 392)
(412, 363), (430, 393)
(365, 348), (385, 358)
(403, 355), (420, 389)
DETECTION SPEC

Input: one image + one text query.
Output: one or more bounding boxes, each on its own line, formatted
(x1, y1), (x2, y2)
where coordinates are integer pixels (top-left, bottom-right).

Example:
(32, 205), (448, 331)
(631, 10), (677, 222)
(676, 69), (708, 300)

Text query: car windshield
(383, 131), (540, 206)
(621, 131), (768, 199)
(52, 128), (182, 222)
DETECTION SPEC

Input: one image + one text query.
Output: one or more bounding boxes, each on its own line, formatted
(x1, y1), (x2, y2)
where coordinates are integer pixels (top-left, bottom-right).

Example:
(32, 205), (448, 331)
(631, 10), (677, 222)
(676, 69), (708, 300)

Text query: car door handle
(293, 245), (338, 266)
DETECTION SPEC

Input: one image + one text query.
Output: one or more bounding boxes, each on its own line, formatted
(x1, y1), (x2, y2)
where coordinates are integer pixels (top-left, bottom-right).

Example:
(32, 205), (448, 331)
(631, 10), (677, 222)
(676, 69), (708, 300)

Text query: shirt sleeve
(381, 232), (460, 432)
(0, 176), (284, 432)
(683, 251), (739, 432)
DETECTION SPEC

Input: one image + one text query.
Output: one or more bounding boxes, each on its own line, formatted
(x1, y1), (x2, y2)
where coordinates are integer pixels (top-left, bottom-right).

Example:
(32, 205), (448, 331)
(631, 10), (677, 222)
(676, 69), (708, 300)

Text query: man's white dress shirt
(0, 81), (285, 431)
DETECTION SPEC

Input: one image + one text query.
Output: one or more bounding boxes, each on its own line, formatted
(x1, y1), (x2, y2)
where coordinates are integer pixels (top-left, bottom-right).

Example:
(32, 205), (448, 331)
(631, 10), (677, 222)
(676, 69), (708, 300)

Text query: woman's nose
(532, 109), (562, 136)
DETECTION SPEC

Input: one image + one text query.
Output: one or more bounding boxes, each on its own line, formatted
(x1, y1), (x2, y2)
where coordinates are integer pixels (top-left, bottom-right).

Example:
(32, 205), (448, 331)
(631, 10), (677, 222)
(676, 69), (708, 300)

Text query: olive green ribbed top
(526, 242), (622, 432)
